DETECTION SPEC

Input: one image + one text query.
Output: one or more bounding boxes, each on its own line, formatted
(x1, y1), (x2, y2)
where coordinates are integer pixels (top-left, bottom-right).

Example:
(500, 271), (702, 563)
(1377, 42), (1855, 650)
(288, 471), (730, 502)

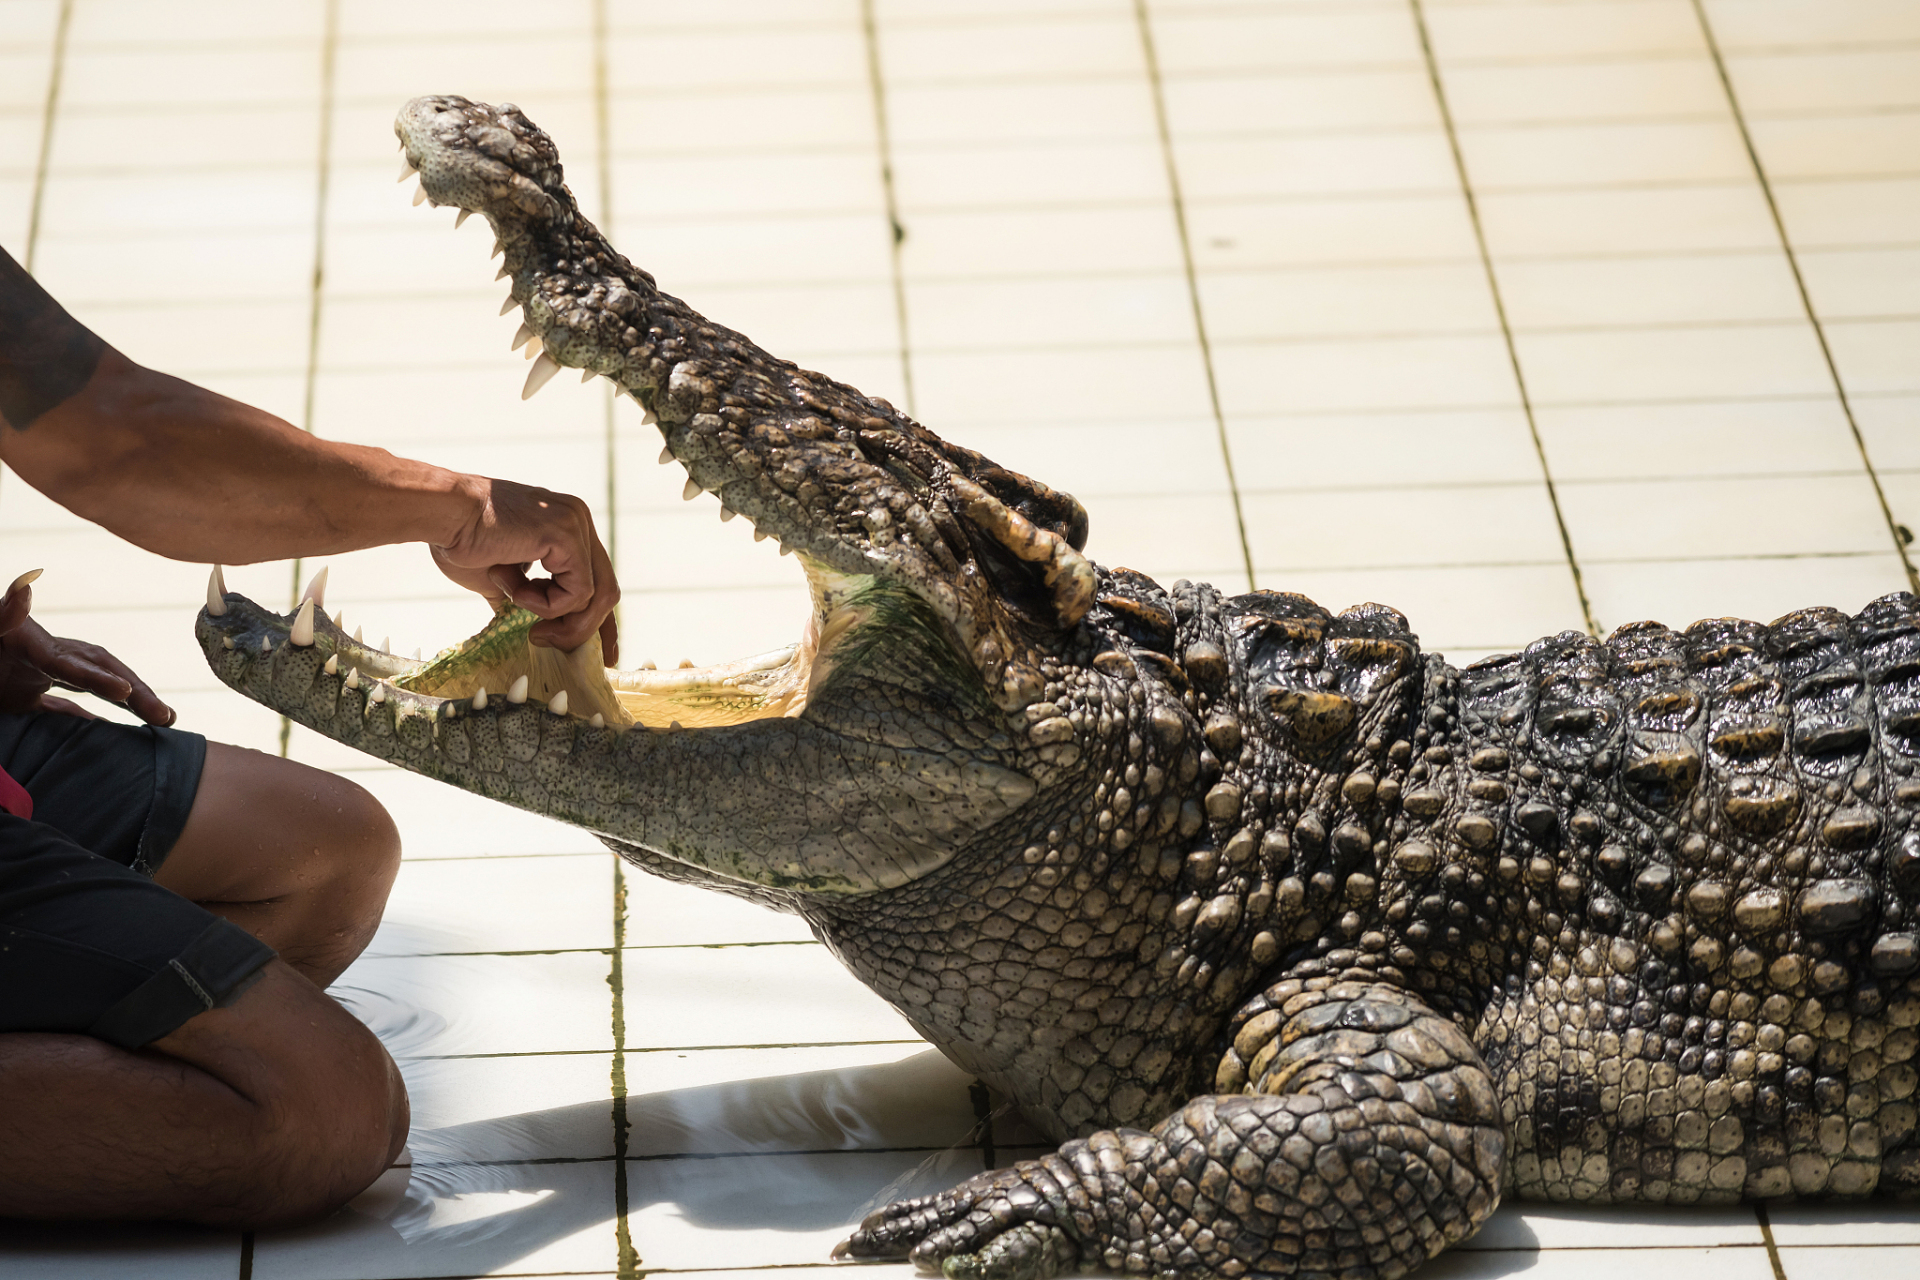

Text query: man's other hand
(0, 571), (175, 725)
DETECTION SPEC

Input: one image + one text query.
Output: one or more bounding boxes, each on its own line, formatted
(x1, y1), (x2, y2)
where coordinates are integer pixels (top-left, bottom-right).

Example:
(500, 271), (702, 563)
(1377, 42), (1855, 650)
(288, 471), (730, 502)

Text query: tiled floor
(2, 0), (1917, 1276)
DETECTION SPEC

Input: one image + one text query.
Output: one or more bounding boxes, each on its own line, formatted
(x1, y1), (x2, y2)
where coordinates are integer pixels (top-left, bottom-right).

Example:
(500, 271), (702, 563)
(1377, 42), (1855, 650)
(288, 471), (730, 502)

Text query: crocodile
(194, 96), (1920, 1280)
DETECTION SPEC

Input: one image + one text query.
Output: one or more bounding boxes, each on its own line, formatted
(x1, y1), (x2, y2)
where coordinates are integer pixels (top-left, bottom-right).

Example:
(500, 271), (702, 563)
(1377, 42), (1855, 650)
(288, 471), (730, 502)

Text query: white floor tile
(1534, 398), (1865, 481)
(1774, 176), (1920, 248)
(1515, 322), (1833, 405)
(620, 943), (921, 1051)
(1748, 113), (1920, 181)
(368, 851), (617, 957)
(1727, 47), (1920, 115)
(253, 1160), (620, 1280)
(1463, 1201), (1764, 1250)
(403, 1052), (618, 1164)
(1706, 0), (1920, 48)
(1477, 183), (1779, 257)
(1443, 58), (1724, 127)
(1462, 119), (1753, 192)
(1557, 473), (1896, 561)
(1421, 1244), (1777, 1280)
(333, 950), (615, 1059)
(1579, 552), (1912, 636)
(1773, 1244), (1920, 1280)
(1425, 0), (1703, 63)
(623, 1148), (973, 1272)
(1765, 1200), (1920, 1245)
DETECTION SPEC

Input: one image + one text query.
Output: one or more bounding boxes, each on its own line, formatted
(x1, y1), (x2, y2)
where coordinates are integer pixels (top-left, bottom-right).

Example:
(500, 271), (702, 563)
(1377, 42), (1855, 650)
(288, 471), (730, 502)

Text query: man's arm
(0, 248), (618, 657)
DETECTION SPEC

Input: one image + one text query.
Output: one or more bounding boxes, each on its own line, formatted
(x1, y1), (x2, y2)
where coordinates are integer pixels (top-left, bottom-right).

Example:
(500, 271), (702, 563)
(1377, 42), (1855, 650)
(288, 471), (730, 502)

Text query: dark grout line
(282, 0), (339, 760)
(860, 0), (918, 418)
(1755, 1202), (1790, 1280)
(1409, 0), (1601, 640)
(1135, 0), (1258, 591)
(588, 14), (642, 1277)
(1691, 0), (1920, 597)
(20, 0), (71, 273)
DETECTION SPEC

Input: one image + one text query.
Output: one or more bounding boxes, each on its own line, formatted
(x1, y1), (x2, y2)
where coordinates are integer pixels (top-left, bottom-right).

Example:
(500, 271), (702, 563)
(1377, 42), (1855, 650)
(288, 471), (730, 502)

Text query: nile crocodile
(195, 97), (1920, 1280)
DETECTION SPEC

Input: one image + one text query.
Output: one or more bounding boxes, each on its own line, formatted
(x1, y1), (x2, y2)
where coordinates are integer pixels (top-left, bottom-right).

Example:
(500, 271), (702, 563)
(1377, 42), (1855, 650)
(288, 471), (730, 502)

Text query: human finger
(41, 638), (175, 726)
(0, 568), (42, 636)
(528, 524), (619, 659)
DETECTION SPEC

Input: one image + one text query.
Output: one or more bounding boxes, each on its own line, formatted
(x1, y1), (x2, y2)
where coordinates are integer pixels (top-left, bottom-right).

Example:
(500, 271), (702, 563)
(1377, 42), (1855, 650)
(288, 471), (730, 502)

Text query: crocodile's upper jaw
(386, 93), (1096, 713)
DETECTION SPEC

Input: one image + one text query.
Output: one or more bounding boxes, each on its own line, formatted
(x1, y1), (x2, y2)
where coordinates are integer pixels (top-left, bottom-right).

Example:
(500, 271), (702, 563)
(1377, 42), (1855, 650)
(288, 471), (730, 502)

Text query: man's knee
(155, 963), (410, 1229)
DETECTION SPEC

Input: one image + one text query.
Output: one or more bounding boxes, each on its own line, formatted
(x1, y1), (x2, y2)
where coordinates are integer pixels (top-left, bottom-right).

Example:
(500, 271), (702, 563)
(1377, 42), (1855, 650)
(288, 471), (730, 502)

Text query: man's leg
(0, 959), (408, 1229)
(0, 737), (409, 1228)
(154, 742), (402, 988)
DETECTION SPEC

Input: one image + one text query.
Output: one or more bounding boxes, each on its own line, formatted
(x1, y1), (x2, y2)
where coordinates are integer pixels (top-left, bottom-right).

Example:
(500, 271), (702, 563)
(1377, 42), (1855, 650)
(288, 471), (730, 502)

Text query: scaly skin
(195, 98), (1920, 1280)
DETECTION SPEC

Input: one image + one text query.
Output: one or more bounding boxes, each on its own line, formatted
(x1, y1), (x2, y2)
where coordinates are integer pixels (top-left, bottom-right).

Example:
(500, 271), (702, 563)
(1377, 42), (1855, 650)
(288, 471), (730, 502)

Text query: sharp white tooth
(206, 565), (228, 616)
(658, 444), (674, 465)
(382, 636), (391, 654)
(522, 351), (562, 399)
(222, 636), (235, 650)
(589, 713), (605, 730)
(262, 635), (273, 653)
(344, 667), (361, 690)
(492, 238), (504, 259)
(719, 505), (736, 522)
(641, 406), (658, 426)
(472, 686), (488, 710)
(512, 322), (534, 351)
(549, 689), (570, 716)
(507, 675), (529, 703)
(523, 335), (542, 359)
(399, 157), (417, 182)
(335, 610), (344, 632)
(370, 683), (387, 705)
(678, 658), (694, 669)
(496, 264), (510, 281)
(753, 528), (769, 542)
(324, 654), (339, 675)
(290, 598), (316, 646)
(581, 368), (596, 383)
(352, 625), (363, 644)
(779, 544), (793, 556)
(640, 660), (656, 670)
(301, 565), (328, 607)
(455, 209), (471, 229)
(500, 295), (519, 316)
(413, 647), (423, 661)
(682, 477), (703, 501)
(412, 182), (429, 206)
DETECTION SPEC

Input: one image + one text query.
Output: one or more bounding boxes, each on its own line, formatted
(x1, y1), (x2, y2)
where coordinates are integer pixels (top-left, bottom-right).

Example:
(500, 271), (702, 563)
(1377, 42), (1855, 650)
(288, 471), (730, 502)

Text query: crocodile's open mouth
(199, 549), (880, 735)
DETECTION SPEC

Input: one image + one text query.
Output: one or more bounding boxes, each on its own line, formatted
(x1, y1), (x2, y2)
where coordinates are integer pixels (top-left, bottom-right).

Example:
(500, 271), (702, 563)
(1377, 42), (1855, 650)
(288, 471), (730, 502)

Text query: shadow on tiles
(261, 1048), (1021, 1274)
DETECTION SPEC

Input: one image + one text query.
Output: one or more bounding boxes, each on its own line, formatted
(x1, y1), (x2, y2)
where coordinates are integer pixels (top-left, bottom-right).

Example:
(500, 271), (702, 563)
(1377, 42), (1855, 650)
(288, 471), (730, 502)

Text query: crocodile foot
(836, 1163), (1083, 1280)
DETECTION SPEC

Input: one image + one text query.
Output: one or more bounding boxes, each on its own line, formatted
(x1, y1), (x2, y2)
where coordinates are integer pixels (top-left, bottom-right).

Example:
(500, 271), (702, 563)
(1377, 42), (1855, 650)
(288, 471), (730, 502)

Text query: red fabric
(0, 765), (31, 820)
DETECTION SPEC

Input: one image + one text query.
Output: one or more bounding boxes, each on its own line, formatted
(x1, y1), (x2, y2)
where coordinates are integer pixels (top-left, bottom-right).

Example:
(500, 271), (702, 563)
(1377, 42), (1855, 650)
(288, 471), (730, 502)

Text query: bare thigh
(154, 742), (401, 987)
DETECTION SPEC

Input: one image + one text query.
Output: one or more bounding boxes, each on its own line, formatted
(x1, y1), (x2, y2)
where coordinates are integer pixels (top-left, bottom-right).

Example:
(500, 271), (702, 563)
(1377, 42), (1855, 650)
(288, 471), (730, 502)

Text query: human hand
(430, 476), (621, 664)
(0, 570), (176, 725)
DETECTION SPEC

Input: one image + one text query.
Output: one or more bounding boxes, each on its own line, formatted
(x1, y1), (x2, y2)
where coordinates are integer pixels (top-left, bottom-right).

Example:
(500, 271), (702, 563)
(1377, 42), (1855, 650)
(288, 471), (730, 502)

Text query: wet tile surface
(3, 0), (1918, 1277)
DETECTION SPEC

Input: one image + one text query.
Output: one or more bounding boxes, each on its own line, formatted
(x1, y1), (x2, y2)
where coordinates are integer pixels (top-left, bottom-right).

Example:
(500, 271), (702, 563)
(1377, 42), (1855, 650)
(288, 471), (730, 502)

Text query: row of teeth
(399, 145), (798, 559)
(204, 565), (612, 728)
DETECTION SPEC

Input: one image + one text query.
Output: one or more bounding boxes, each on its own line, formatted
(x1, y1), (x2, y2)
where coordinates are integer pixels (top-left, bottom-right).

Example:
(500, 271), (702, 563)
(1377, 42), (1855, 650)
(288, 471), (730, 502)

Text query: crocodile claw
(837, 1171), (1081, 1280)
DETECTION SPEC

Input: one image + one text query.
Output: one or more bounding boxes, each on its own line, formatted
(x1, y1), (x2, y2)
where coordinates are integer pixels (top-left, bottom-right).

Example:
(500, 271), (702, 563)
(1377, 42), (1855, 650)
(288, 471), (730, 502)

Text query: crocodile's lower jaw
(197, 554), (874, 735)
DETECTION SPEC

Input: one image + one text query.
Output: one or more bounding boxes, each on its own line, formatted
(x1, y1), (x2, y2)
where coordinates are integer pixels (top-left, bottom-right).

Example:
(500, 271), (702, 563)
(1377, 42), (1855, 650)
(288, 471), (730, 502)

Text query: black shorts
(0, 713), (276, 1049)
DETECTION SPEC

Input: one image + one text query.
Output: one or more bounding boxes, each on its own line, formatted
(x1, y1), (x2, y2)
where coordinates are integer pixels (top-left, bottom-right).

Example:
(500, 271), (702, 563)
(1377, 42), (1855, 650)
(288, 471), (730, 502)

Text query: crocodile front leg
(838, 978), (1505, 1279)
